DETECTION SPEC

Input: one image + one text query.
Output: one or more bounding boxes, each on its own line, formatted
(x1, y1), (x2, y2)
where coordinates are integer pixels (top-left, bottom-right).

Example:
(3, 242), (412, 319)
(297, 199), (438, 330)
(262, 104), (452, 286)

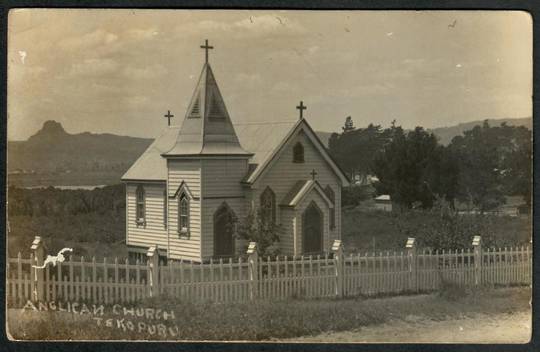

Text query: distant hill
(314, 117), (532, 148)
(8, 121), (152, 186)
(429, 117), (532, 145)
(315, 131), (333, 147)
(8, 118), (531, 186)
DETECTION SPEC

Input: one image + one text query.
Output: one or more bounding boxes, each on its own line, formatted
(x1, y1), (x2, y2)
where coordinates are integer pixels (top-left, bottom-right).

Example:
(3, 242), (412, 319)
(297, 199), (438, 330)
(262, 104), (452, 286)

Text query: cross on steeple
(200, 39), (214, 64)
(164, 110), (174, 126)
(296, 101), (307, 120)
(310, 169), (318, 180)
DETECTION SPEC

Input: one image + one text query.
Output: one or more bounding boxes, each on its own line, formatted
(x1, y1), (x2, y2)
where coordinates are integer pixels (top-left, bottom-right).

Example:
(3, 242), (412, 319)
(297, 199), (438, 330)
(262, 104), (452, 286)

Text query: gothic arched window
(293, 142), (305, 163)
(136, 185), (145, 225)
(260, 186), (276, 224)
(324, 185), (336, 230)
(178, 193), (190, 234)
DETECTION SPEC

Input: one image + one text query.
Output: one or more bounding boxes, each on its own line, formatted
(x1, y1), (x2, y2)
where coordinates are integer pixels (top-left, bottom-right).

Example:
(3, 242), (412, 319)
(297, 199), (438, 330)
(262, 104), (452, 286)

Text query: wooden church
(122, 40), (349, 262)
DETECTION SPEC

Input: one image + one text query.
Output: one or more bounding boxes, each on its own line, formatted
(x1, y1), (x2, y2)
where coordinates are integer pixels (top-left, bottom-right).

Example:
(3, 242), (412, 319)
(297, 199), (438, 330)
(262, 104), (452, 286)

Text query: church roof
(121, 121), (296, 181)
(122, 118), (350, 186)
(163, 63), (252, 157)
(122, 126), (180, 181)
(235, 120), (299, 176)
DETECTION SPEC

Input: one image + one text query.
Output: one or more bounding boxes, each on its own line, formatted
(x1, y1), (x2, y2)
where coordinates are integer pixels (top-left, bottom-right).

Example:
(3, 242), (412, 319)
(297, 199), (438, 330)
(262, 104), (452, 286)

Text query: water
(25, 185), (107, 190)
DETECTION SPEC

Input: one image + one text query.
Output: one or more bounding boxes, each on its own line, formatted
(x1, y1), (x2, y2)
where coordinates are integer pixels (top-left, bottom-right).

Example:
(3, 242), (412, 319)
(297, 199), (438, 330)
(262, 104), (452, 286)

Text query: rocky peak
(28, 120), (68, 143)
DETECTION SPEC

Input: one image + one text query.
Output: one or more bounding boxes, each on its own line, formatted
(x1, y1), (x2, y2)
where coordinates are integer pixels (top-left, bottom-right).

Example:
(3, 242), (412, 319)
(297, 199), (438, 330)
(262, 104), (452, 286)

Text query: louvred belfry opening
(189, 96), (201, 118)
(164, 43), (252, 157)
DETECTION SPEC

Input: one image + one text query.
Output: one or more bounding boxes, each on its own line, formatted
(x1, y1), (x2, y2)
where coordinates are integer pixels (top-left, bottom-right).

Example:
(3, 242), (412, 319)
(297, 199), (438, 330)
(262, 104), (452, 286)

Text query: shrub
(234, 208), (282, 257)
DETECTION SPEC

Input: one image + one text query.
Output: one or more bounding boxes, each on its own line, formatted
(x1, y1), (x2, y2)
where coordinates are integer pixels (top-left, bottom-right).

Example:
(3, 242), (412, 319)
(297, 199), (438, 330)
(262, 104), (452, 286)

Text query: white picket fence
(7, 253), (150, 305)
(6, 237), (532, 306)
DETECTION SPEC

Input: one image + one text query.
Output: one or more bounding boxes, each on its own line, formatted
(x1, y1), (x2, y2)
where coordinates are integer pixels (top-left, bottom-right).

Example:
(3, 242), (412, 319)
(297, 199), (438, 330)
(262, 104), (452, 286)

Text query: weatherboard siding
(202, 159), (248, 197)
(126, 182), (168, 250)
(200, 159), (248, 259)
(168, 160), (201, 197)
(252, 130), (342, 244)
(279, 208), (295, 255)
(167, 159), (202, 262)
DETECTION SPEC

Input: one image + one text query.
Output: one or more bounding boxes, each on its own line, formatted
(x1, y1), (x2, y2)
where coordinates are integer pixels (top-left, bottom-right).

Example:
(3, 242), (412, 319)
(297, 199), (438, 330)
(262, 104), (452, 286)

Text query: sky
(7, 10), (532, 141)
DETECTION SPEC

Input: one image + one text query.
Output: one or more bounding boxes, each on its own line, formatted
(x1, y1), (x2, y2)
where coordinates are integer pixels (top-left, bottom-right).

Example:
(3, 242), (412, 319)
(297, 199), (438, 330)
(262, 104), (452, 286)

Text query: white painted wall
(126, 182), (168, 250)
(250, 129), (342, 253)
(167, 159), (202, 262)
(201, 158), (248, 259)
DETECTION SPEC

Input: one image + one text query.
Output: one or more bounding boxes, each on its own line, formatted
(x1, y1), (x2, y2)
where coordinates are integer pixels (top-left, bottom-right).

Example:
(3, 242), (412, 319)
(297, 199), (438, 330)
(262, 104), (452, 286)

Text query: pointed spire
(164, 43), (251, 157)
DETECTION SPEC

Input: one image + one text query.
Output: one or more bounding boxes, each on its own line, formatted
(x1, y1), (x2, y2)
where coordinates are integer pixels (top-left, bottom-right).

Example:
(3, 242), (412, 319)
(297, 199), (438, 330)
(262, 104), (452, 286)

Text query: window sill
(178, 229), (190, 239)
(136, 220), (146, 227)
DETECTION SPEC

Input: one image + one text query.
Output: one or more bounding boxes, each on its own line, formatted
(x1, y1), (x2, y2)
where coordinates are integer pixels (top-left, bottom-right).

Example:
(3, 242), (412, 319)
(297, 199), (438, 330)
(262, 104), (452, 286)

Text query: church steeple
(164, 40), (252, 157)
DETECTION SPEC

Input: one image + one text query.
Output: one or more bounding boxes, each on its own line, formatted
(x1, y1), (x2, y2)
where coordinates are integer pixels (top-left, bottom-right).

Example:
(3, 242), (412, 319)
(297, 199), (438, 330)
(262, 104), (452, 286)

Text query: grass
(9, 208), (530, 260)
(8, 185), (530, 259)
(342, 207), (531, 252)
(7, 287), (530, 341)
(8, 214), (126, 260)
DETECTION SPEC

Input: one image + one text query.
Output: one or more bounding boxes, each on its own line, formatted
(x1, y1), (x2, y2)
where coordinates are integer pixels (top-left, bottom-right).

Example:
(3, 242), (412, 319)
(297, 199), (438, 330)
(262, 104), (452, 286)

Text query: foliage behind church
(329, 117), (531, 213)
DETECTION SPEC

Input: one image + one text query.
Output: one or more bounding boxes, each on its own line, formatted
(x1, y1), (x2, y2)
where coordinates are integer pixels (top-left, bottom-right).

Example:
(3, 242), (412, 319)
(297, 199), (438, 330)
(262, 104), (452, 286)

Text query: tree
(424, 145), (460, 206)
(329, 122), (390, 181)
(342, 116), (355, 133)
(234, 208), (282, 257)
(448, 121), (530, 212)
(500, 125), (532, 206)
(372, 126), (457, 210)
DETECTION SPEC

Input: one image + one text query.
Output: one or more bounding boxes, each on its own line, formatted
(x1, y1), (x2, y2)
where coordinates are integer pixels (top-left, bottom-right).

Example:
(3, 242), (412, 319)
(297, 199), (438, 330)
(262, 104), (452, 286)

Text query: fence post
(405, 238), (417, 292)
(31, 236), (45, 302)
(472, 235), (482, 286)
(331, 240), (344, 298)
(247, 242), (259, 300)
(147, 245), (160, 298)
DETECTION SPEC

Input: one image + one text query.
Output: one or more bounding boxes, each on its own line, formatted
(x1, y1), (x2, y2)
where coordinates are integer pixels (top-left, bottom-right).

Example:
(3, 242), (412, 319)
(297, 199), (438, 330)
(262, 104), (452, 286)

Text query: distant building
(456, 196), (529, 217)
(374, 194), (392, 212)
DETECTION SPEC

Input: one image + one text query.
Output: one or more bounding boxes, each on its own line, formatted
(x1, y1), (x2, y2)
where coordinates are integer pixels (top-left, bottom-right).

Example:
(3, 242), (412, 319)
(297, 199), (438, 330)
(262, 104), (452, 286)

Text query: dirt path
(288, 311), (531, 343)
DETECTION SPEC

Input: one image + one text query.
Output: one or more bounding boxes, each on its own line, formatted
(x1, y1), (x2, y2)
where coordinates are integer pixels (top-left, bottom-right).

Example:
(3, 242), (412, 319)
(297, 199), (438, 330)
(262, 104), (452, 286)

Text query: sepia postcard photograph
(5, 9), (533, 343)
